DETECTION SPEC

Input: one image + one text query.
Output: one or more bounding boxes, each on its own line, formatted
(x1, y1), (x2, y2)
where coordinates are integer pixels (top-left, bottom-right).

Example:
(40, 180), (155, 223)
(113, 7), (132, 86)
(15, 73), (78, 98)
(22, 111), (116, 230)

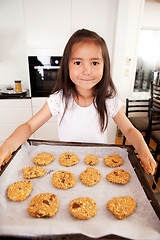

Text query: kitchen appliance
(28, 56), (62, 97)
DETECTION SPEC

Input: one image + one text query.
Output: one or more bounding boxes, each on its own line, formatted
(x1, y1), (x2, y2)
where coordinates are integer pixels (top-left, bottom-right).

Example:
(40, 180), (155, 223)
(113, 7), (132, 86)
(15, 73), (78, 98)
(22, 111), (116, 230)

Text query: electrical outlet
(124, 68), (130, 77)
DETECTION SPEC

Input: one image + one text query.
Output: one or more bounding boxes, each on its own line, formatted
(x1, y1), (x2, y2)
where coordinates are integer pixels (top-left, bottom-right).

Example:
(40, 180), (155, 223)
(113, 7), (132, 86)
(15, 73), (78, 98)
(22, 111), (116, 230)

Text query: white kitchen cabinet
(71, 0), (117, 60)
(24, 0), (117, 58)
(31, 98), (59, 141)
(0, 0), (30, 90)
(24, 0), (72, 56)
(0, 99), (33, 141)
(0, 97), (59, 142)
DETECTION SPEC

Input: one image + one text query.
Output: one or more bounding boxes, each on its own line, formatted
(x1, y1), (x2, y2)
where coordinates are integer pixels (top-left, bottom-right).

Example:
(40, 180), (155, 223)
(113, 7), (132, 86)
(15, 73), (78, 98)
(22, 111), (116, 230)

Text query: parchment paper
(0, 142), (159, 239)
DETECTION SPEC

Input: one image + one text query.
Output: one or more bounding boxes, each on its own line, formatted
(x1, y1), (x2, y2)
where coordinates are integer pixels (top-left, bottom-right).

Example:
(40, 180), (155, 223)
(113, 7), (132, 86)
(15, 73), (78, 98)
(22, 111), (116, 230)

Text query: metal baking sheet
(0, 140), (160, 240)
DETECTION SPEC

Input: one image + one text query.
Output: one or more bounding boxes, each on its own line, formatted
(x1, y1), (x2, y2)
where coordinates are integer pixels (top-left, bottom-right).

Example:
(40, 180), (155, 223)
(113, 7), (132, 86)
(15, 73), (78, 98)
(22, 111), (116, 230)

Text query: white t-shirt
(47, 91), (122, 143)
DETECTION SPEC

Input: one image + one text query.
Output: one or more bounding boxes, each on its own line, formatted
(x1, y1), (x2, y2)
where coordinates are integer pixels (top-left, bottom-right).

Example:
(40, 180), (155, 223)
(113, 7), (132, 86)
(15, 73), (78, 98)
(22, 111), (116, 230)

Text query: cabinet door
(24, 0), (72, 55)
(71, 0), (117, 59)
(31, 98), (59, 141)
(0, 99), (33, 141)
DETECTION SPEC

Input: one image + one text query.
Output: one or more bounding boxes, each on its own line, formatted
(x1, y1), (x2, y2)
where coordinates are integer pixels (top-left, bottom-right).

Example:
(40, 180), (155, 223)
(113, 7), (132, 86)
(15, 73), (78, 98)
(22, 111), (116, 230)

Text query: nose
(82, 63), (91, 75)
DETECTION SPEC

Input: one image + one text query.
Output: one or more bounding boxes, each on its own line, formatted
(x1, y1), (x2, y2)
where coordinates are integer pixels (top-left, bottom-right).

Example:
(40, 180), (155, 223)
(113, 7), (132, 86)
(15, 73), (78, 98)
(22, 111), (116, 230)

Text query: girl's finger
(140, 160), (155, 175)
(0, 154), (12, 167)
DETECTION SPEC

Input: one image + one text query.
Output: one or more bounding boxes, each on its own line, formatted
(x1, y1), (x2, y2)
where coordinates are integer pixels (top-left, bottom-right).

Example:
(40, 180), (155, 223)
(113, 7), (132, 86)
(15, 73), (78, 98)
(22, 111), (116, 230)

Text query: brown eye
(92, 62), (99, 66)
(74, 61), (81, 65)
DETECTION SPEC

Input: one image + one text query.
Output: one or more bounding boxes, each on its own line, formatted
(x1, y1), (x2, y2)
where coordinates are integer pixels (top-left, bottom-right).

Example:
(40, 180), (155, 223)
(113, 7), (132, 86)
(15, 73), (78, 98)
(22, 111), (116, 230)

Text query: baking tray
(0, 140), (160, 240)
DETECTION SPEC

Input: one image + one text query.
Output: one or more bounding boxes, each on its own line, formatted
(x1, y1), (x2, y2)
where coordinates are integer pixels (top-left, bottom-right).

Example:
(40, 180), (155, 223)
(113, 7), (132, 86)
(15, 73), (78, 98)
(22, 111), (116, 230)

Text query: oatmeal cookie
(7, 180), (32, 201)
(107, 196), (136, 220)
(85, 154), (99, 166)
(59, 152), (80, 166)
(69, 197), (97, 220)
(80, 167), (101, 186)
(103, 154), (124, 167)
(22, 166), (46, 179)
(27, 193), (59, 218)
(52, 170), (76, 189)
(33, 153), (55, 166)
(106, 169), (130, 184)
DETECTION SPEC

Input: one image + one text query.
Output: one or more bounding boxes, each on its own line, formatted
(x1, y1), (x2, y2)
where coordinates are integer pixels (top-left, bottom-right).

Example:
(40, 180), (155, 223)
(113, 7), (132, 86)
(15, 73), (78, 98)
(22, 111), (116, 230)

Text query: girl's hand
(139, 152), (157, 175)
(0, 145), (12, 168)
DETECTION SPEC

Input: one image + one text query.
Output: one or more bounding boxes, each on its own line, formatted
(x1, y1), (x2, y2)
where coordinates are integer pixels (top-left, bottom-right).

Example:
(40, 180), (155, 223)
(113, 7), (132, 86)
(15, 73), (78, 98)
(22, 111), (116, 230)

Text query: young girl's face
(68, 40), (104, 95)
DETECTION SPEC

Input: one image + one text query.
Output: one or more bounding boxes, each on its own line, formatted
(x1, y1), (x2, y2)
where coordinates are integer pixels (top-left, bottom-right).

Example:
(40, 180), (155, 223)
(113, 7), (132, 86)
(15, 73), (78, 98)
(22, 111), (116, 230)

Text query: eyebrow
(71, 57), (103, 61)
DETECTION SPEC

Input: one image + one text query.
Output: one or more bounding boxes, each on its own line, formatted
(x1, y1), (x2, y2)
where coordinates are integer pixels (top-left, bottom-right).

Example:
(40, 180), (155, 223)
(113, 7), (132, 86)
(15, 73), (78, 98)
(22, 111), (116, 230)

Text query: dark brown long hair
(51, 29), (116, 131)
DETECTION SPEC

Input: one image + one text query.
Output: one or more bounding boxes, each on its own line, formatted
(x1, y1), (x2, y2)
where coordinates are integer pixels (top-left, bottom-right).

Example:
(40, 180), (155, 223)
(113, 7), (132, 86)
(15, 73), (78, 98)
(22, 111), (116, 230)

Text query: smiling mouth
(80, 79), (93, 82)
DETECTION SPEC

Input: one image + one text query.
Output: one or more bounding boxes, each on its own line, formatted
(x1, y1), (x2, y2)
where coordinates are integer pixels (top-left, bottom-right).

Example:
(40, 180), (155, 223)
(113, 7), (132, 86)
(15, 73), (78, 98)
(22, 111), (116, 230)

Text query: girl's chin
(75, 85), (95, 94)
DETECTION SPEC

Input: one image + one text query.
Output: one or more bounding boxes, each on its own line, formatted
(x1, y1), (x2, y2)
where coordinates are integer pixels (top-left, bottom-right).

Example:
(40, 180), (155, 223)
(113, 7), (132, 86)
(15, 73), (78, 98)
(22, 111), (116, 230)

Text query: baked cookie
(59, 152), (80, 167)
(33, 153), (55, 166)
(85, 154), (99, 166)
(103, 154), (124, 167)
(80, 167), (101, 186)
(22, 166), (46, 179)
(69, 197), (97, 220)
(27, 193), (59, 218)
(107, 196), (136, 220)
(106, 169), (130, 184)
(7, 180), (32, 201)
(52, 170), (76, 189)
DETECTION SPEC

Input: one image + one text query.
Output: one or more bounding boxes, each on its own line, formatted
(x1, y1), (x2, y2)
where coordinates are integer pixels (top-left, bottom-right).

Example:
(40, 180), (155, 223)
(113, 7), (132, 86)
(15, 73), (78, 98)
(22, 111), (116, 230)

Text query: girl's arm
(0, 102), (52, 167)
(113, 107), (157, 175)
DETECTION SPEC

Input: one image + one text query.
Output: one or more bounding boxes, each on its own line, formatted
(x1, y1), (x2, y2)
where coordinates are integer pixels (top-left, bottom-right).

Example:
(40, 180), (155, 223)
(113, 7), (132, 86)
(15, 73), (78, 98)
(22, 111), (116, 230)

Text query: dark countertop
(0, 90), (31, 99)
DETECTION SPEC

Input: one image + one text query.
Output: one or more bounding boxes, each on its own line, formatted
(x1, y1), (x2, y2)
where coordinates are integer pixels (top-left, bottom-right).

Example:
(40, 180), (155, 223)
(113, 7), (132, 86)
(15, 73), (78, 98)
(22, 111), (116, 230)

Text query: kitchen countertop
(0, 89), (31, 99)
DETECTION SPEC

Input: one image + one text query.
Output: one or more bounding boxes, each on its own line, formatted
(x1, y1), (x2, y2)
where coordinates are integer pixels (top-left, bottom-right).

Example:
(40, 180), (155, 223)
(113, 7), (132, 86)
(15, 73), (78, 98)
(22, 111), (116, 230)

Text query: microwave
(28, 56), (62, 97)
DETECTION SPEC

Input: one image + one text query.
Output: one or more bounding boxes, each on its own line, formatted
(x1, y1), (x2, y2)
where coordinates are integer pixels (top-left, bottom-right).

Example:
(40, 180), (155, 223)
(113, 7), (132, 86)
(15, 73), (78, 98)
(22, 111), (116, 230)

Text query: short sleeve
(47, 91), (63, 117)
(106, 96), (122, 118)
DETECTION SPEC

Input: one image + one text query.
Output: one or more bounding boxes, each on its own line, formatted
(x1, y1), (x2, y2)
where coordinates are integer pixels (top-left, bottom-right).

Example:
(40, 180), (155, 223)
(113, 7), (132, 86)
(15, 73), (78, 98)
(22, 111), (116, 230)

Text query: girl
(0, 29), (157, 175)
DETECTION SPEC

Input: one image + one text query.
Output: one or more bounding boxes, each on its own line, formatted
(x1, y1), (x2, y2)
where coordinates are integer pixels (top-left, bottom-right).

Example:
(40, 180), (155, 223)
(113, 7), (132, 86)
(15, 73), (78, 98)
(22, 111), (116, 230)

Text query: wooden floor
(115, 130), (160, 193)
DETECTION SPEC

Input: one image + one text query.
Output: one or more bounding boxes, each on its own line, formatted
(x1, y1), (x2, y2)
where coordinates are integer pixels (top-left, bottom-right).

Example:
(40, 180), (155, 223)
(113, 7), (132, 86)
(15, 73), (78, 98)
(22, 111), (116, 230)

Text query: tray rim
(0, 139), (160, 240)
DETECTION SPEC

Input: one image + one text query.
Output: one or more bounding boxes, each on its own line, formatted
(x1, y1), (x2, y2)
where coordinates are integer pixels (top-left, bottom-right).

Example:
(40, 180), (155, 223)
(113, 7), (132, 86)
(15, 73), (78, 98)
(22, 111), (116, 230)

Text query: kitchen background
(0, 0), (160, 142)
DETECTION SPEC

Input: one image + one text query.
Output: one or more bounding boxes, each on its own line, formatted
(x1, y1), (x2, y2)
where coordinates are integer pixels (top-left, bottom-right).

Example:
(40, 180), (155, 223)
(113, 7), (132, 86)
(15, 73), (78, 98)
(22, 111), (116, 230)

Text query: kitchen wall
(142, 0), (160, 29)
(131, 0), (160, 99)
(22, 0), (147, 101)
(0, 0), (145, 143)
(111, 0), (145, 101)
(24, 0), (117, 60)
(0, 0), (30, 91)
(2, 0), (160, 143)
(0, 0), (145, 99)
(1, 0), (160, 99)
